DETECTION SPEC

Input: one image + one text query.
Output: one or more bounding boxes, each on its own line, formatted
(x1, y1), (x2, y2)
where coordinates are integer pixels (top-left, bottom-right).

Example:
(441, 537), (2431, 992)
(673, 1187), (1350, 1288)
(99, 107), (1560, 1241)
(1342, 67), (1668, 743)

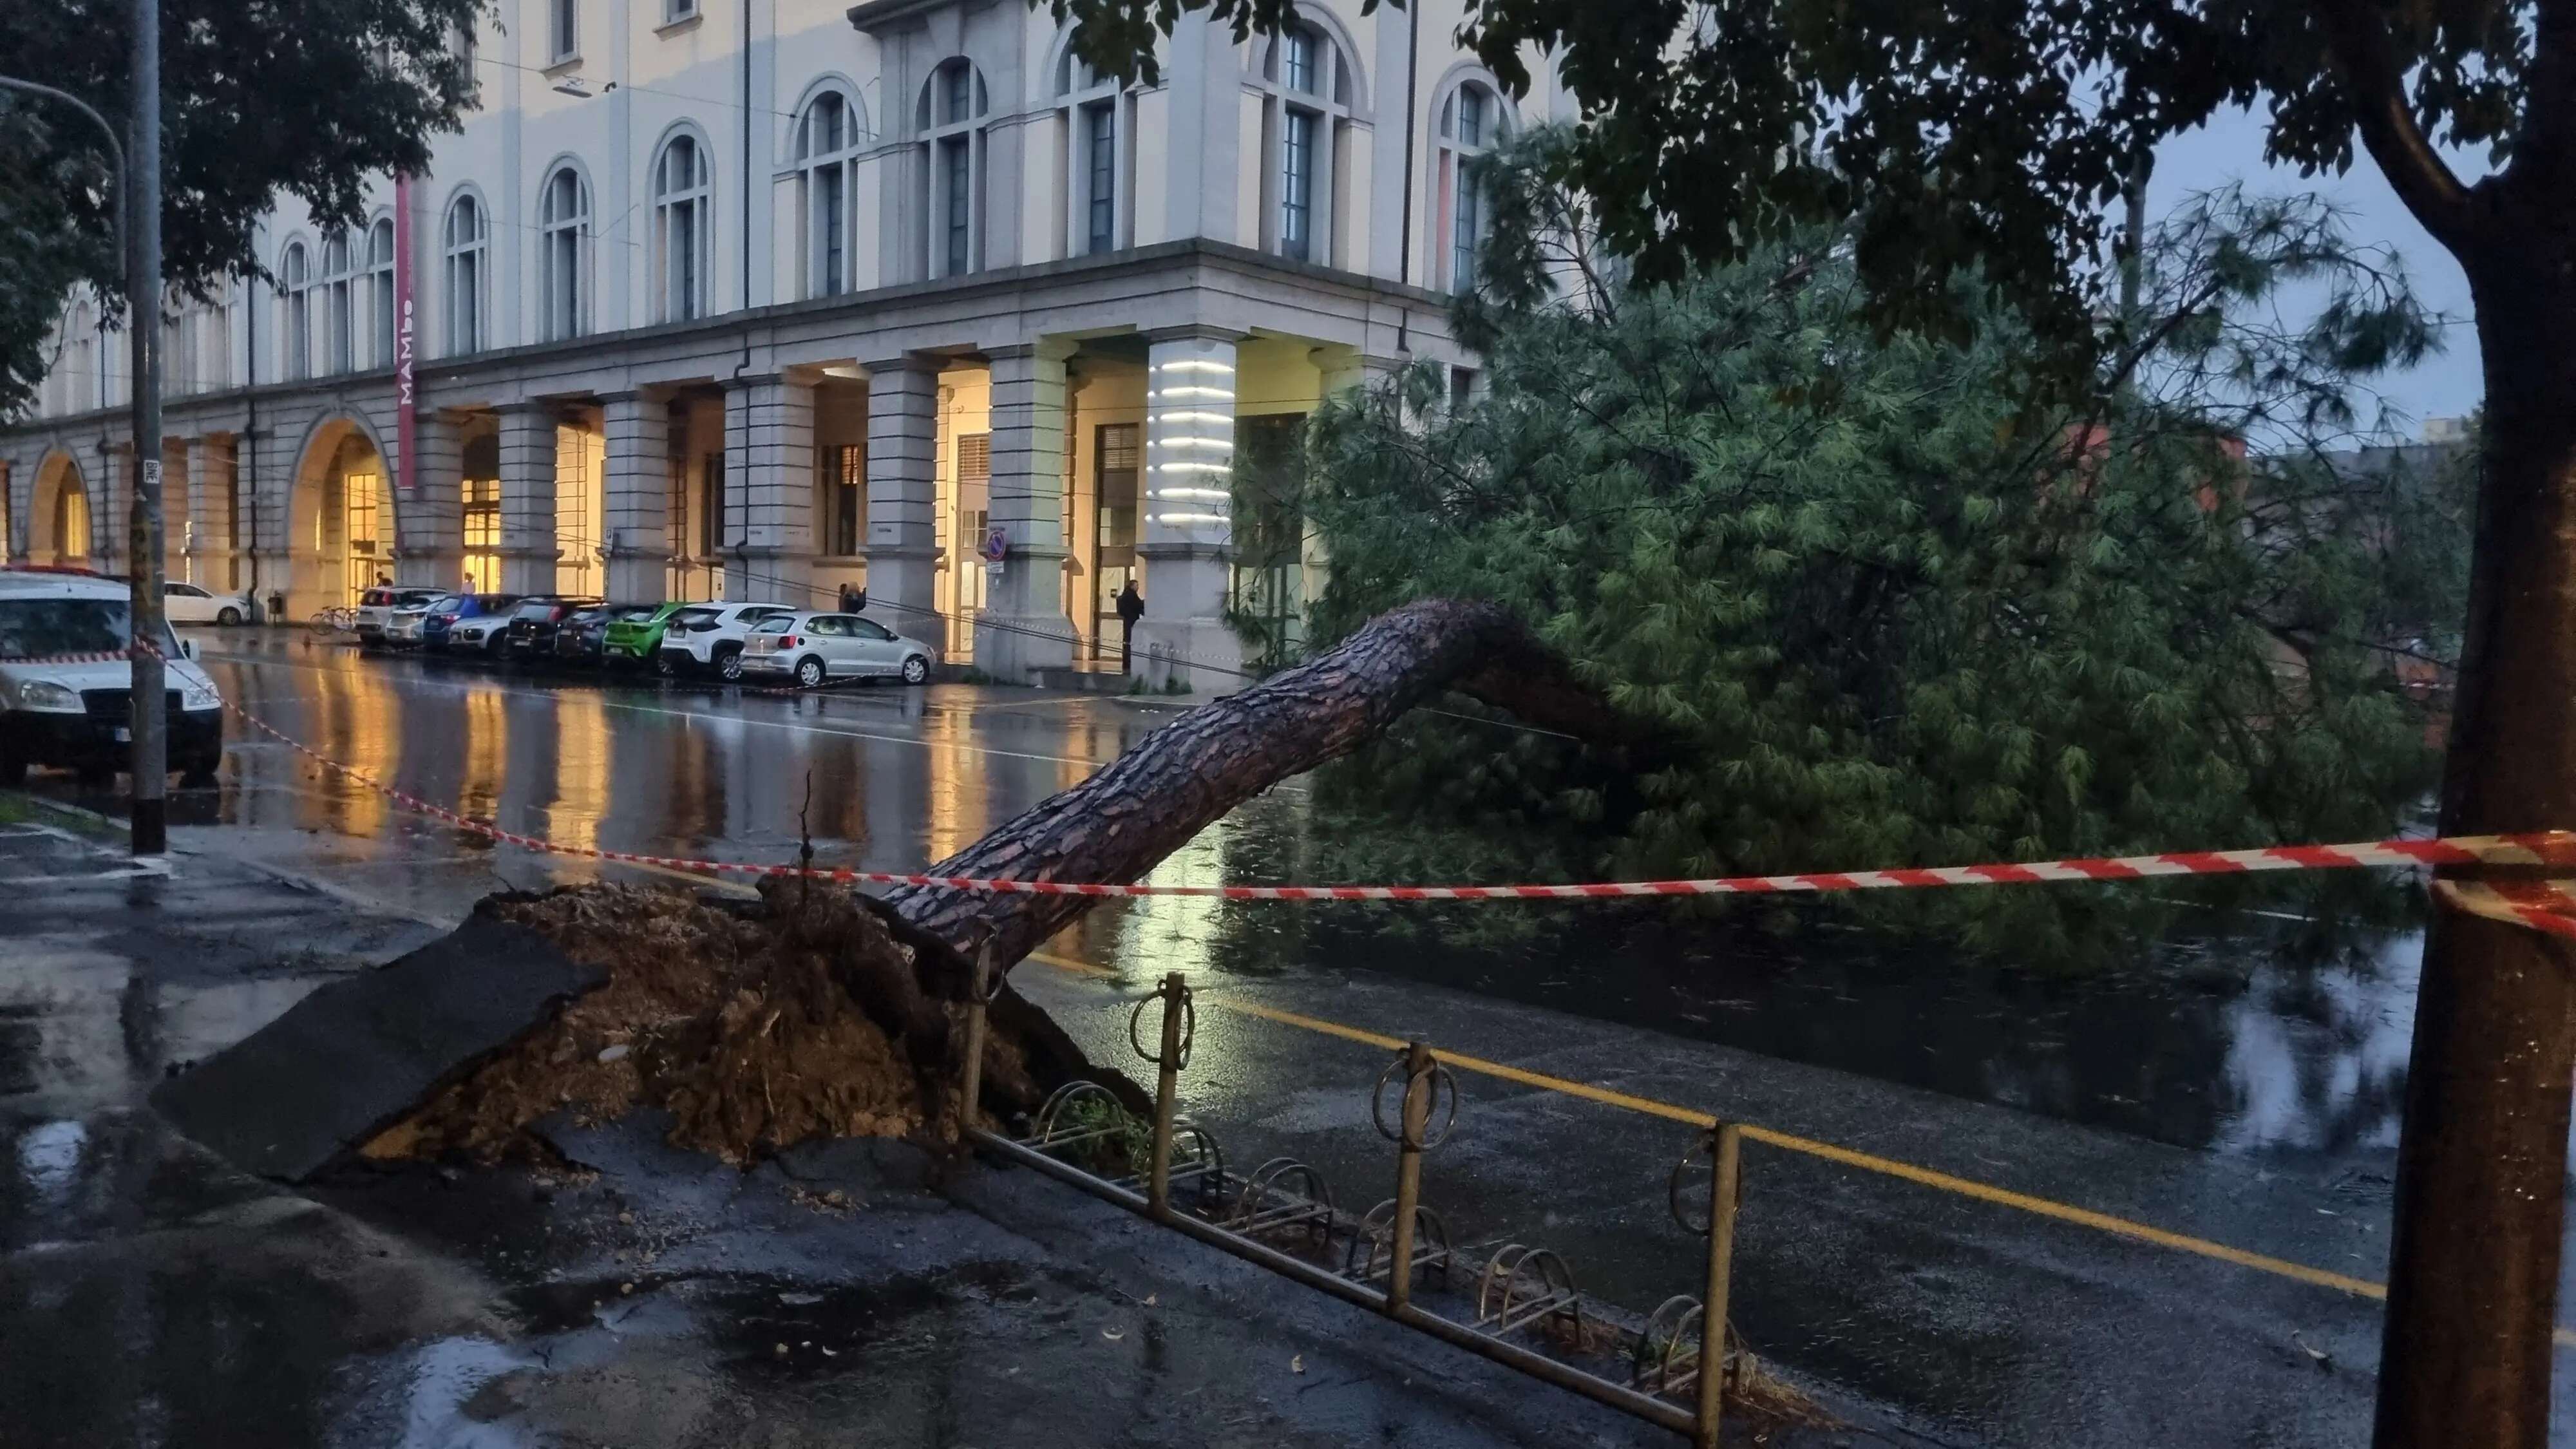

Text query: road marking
(202, 651), (1117, 770)
(1, 866), (174, 886)
(1020, 948), (2576, 1346)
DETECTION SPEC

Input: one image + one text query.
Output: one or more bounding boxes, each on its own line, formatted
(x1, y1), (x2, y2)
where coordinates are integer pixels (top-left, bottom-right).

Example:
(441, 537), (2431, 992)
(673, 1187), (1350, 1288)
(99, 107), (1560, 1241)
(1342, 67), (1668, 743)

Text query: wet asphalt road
(0, 822), (1752, 1449)
(12, 625), (2576, 1445)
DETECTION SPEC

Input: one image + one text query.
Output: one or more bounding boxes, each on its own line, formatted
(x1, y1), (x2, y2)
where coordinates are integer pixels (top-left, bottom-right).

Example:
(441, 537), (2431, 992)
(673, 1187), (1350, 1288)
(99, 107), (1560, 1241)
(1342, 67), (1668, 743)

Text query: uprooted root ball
(362, 880), (1057, 1167)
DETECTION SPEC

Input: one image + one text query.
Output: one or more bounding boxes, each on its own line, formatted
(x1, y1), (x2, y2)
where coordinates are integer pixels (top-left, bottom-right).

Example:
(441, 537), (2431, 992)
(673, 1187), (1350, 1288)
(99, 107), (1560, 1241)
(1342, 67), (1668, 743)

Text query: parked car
(600, 601), (691, 668)
(502, 596), (602, 663)
(742, 611), (938, 687)
(383, 594), (449, 649)
(0, 571), (225, 785)
(353, 586), (444, 645)
(161, 580), (254, 628)
(423, 593), (522, 653)
(656, 601), (797, 681)
(556, 603), (656, 667)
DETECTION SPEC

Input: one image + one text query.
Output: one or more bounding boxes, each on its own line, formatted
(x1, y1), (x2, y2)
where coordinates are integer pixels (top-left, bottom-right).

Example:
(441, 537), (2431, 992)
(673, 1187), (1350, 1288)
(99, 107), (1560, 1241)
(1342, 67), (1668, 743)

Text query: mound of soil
(363, 880), (1111, 1168)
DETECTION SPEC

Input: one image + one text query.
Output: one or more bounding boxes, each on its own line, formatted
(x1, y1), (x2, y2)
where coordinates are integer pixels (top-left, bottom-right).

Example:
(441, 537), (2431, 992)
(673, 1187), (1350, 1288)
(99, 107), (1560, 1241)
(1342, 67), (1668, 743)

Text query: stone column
(863, 358), (942, 639)
(1133, 330), (1244, 685)
(91, 444), (129, 569)
(185, 436), (225, 588)
(254, 423), (301, 613)
(723, 374), (817, 605)
(160, 437), (190, 583)
(495, 403), (558, 594)
(396, 412), (464, 588)
(1, 455), (23, 562)
(974, 342), (1077, 680)
(601, 391), (672, 603)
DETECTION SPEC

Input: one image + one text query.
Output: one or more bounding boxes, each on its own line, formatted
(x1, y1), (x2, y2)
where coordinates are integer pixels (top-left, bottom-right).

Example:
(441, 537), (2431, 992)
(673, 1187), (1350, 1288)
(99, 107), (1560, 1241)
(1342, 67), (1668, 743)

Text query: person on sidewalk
(1115, 580), (1144, 671)
(838, 582), (868, 616)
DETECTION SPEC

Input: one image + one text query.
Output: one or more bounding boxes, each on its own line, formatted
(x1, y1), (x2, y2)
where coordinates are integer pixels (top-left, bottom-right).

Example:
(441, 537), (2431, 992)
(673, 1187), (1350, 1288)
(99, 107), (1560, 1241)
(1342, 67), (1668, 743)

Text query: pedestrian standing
(1115, 579), (1144, 671)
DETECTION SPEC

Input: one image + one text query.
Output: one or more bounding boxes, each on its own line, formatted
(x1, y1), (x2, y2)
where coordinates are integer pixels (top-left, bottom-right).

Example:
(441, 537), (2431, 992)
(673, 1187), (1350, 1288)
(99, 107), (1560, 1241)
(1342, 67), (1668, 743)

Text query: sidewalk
(0, 802), (1903, 1449)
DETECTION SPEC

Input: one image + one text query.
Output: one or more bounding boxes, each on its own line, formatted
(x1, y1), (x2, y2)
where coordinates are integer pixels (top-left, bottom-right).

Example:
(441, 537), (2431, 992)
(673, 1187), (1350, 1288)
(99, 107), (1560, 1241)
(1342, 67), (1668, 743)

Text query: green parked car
(601, 601), (690, 667)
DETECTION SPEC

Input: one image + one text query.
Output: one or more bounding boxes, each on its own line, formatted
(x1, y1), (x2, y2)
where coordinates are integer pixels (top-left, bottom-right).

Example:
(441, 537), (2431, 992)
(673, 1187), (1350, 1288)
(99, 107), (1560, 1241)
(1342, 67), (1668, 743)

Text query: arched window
(321, 231), (354, 374)
(441, 194), (486, 357)
(539, 164), (591, 340)
(1434, 80), (1504, 292)
(1256, 18), (1357, 265)
(795, 91), (863, 298)
(279, 240), (312, 380)
(367, 217), (397, 366)
(653, 133), (714, 322)
(918, 59), (988, 279)
(1056, 47), (1126, 256)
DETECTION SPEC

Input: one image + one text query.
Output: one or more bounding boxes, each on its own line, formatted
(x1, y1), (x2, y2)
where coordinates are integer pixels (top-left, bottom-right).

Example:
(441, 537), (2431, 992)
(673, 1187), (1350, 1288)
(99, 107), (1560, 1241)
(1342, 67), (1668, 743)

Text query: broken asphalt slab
(149, 913), (602, 1181)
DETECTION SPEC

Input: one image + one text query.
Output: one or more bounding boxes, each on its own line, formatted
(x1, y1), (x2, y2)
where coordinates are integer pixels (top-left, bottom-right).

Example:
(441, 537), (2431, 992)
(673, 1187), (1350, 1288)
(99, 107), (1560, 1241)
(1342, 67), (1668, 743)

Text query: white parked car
(382, 597), (444, 649)
(160, 580), (252, 627)
(655, 601), (796, 681)
(354, 586), (444, 645)
(742, 611), (938, 687)
(447, 608), (516, 656)
(0, 570), (226, 784)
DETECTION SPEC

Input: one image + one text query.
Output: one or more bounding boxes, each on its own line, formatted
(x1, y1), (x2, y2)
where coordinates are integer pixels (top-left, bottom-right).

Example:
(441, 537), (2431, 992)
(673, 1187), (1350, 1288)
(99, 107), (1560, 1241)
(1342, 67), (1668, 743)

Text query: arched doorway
(30, 452), (91, 566)
(290, 419), (399, 609)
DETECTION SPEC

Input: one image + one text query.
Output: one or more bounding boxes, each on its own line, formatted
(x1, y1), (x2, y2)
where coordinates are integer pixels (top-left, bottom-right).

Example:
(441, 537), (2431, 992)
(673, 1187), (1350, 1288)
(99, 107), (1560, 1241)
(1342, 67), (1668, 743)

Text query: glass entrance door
(1091, 422), (1139, 661)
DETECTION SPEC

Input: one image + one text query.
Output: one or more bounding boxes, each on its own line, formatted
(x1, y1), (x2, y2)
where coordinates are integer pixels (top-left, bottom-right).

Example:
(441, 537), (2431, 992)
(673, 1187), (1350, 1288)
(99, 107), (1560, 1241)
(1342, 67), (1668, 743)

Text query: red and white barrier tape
(179, 679), (2576, 935)
(0, 652), (144, 666)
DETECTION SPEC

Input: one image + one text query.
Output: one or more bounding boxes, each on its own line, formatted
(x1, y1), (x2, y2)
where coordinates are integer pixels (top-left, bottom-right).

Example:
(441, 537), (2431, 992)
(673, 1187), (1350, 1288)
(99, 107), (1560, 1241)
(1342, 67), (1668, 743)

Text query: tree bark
(2372, 197), (2576, 1446)
(882, 596), (1668, 978)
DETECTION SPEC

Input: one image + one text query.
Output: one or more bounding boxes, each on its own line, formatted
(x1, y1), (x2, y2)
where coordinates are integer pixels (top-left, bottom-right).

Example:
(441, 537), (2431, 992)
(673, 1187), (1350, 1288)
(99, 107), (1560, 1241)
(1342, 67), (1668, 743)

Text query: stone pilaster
(862, 359), (942, 643)
(1133, 330), (1244, 685)
(602, 392), (672, 603)
(974, 343), (1078, 680)
(396, 412), (464, 588)
(91, 444), (129, 570)
(184, 436), (228, 588)
(723, 374), (817, 605)
(496, 403), (559, 594)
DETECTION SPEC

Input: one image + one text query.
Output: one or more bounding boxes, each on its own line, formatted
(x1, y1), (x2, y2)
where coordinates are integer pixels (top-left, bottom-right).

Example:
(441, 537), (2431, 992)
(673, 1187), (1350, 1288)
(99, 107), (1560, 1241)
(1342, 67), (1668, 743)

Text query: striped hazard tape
(179, 660), (2576, 933)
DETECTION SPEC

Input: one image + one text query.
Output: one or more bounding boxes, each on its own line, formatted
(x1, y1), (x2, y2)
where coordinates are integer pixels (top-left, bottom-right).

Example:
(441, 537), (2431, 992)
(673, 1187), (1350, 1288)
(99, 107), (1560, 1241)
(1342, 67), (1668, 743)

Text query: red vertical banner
(393, 172), (417, 500)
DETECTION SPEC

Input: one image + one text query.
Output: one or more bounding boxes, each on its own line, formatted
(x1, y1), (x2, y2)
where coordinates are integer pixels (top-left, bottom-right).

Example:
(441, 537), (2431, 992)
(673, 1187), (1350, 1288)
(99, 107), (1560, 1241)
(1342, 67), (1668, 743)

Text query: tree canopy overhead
(1293, 149), (2466, 958)
(0, 0), (483, 418)
(1053, 6), (2566, 1434)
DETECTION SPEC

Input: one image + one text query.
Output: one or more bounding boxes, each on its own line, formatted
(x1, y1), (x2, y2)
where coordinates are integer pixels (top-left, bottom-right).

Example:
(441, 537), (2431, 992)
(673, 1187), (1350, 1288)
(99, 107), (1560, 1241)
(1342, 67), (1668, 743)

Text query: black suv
(502, 596), (601, 663)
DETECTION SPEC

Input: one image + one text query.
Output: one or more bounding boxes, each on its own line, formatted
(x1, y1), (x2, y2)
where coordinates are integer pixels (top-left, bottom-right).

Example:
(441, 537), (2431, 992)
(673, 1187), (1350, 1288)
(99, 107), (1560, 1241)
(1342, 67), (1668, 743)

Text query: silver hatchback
(741, 611), (937, 687)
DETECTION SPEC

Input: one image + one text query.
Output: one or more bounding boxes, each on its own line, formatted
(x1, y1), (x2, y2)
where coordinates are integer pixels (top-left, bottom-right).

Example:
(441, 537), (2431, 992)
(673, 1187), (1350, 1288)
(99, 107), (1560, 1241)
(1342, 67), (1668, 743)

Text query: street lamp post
(0, 0), (166, 856)
(126, 0), (168, 855)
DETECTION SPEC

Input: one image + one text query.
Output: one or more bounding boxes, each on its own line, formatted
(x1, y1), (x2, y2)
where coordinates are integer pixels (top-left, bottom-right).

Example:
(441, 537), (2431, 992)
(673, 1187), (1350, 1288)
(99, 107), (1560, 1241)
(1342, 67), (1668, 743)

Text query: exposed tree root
(361, 880), (1120, 1167)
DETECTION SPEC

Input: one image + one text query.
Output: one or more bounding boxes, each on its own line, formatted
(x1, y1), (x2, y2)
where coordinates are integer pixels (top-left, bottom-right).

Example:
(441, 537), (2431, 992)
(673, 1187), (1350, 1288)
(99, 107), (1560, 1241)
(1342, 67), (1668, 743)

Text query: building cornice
(2, 240), (1455, 442)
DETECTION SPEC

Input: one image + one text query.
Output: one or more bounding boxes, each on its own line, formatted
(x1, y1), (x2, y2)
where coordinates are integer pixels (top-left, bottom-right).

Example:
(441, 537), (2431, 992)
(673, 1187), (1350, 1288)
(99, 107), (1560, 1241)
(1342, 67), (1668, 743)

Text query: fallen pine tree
(359, 598), (1671, 1166)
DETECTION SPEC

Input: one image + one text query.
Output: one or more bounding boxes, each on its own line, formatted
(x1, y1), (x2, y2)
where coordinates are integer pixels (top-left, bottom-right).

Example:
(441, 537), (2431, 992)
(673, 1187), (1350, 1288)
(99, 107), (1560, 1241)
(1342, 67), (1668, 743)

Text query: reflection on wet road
(17, 628), (2564, 1448)
(144, 631), (2423, 1166)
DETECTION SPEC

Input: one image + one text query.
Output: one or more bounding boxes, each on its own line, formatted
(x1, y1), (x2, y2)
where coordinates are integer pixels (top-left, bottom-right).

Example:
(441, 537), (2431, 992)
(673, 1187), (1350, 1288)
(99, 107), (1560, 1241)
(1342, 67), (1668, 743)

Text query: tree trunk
(2373, 230), (2576, 1448)
(884, 596), (1668, 978)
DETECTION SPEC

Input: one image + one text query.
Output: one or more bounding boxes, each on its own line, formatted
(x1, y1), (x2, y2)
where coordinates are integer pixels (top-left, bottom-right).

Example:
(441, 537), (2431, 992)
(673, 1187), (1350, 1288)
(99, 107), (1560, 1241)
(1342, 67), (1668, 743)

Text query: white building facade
(0, 0), (1544, 682)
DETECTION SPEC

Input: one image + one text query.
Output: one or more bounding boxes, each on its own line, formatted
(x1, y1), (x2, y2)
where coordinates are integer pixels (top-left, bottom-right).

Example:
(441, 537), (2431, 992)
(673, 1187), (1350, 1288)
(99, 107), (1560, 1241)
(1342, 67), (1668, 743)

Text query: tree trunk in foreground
(2372, 231), (2576, 1449)
(884, 596), (1667, 979)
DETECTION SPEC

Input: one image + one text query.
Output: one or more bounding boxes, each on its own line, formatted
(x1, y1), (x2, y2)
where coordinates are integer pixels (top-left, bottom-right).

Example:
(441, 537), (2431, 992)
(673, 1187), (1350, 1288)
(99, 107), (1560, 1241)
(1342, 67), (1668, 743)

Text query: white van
(0, 570), (226, 786)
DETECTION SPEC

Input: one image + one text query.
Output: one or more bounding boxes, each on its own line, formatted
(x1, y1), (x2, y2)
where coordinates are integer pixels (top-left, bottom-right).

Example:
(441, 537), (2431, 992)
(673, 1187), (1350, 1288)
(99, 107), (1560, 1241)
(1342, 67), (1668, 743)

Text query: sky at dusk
(2149, 107), (2486, 441)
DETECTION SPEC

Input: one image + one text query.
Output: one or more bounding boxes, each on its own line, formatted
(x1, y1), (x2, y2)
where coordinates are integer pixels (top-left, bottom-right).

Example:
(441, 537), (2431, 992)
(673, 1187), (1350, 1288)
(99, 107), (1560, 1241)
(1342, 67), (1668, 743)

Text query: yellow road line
(1021, 949), (2576, 1347)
